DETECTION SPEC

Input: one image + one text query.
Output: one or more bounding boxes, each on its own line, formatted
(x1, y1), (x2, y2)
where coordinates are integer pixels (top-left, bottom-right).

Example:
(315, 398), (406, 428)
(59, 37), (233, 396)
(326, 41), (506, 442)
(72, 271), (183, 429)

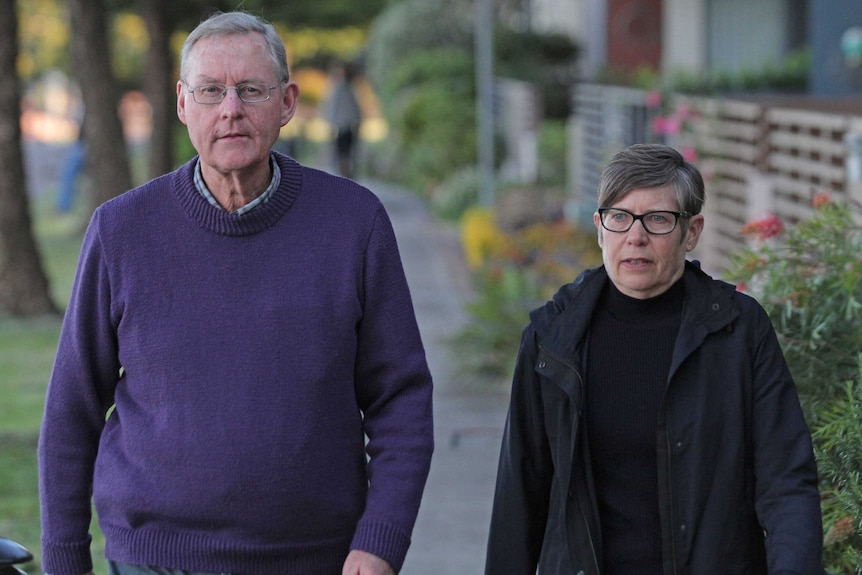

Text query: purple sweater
(38, 154), (434, 575)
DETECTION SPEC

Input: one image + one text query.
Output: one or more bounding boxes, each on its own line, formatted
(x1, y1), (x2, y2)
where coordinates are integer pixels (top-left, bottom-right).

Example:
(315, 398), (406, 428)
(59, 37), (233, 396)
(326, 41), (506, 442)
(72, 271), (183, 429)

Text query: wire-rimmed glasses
(186, 82), (277, 104)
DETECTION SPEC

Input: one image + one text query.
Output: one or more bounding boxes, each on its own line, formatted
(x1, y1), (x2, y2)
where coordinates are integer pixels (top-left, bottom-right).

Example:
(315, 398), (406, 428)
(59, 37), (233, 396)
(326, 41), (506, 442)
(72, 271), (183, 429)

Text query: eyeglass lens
(191, 83), (273, 104)
(601, 208), (679, 234)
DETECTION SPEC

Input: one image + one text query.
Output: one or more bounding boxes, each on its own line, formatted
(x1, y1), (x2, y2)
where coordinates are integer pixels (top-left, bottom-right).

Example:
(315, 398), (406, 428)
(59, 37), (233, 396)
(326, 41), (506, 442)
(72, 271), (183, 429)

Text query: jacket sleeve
(349, 203), (434, 573)
(747, 302), (823, 574)
(485, 326), (554, 574)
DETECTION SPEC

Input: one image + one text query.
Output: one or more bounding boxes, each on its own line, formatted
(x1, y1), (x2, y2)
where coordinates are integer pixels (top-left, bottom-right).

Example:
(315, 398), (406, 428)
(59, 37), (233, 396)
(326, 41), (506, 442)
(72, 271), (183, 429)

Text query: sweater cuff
(41, 538), (93, 575)
(350, 518), (411, 573)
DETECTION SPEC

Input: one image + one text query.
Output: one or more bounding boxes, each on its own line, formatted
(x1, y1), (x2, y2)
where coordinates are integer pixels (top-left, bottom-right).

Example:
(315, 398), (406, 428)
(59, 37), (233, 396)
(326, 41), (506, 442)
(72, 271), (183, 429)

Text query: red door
(607, 0), (663, 74)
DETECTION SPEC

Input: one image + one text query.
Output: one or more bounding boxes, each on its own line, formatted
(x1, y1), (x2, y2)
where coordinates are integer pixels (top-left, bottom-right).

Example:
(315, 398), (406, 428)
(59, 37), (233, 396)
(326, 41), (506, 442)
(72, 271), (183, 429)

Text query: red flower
(740, 213), (784, 241)
(811, 191), (832, 209)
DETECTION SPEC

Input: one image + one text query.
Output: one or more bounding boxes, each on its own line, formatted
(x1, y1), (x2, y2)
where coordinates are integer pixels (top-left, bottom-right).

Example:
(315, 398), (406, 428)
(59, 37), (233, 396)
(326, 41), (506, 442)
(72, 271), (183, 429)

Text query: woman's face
(594, 186), (704, 299)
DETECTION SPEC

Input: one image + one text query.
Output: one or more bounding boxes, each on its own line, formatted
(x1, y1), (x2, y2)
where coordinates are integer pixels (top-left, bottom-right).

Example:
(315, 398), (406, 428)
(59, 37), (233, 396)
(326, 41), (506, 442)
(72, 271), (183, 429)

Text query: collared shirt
(193, 153), (281, 216)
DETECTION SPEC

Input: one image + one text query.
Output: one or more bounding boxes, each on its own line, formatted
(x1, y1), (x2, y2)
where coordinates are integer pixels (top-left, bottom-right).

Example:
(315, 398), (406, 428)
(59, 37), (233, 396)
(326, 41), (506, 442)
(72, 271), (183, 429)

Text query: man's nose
(220, 89), (244, 116)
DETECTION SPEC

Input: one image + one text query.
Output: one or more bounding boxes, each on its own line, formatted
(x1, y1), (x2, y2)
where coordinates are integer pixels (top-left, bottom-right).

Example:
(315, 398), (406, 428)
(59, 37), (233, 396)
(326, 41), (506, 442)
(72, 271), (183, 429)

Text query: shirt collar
(193, 153), (281, 216)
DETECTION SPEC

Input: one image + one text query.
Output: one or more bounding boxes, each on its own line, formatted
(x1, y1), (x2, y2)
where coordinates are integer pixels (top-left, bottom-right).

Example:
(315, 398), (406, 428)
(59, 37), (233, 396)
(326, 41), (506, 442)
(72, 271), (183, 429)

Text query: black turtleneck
(585, 278), (683, 575)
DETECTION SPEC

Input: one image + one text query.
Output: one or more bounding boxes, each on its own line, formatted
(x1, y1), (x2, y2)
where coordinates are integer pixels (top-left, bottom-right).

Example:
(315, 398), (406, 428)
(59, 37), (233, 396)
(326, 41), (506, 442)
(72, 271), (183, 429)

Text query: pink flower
(681, 146), (698, 163)
(651, 116), (681, 135)
(673, 103), (691, 120)
(736, 282), (747, 293)
(645, 90), (662, 109)
(740, 213), (784, 241)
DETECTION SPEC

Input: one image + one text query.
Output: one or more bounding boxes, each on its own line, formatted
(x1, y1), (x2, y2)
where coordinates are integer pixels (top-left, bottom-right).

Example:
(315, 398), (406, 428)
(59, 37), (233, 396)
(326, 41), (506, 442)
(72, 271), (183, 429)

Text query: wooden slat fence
(572, 84), (862, 276)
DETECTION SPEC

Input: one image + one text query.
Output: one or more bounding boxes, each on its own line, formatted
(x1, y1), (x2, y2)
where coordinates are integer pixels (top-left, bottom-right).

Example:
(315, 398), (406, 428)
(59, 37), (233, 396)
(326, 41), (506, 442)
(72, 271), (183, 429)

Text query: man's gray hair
(180, 11), (290, 84)
(597, 143), (705, 216)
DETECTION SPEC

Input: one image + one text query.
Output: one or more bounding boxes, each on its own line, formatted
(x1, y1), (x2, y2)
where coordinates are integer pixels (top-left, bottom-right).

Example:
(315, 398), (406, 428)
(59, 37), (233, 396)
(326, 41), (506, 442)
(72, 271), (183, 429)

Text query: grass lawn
(0, 195), (106, 575)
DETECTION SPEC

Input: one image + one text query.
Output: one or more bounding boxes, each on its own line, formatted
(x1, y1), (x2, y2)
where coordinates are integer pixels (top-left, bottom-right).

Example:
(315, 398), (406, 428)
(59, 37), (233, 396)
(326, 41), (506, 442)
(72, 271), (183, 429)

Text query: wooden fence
(572, 84), (862, 276)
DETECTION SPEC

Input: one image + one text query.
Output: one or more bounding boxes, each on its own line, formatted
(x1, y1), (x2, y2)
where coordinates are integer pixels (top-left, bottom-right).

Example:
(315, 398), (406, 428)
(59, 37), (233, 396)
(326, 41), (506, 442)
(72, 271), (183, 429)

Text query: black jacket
(485, 262), (822, 575)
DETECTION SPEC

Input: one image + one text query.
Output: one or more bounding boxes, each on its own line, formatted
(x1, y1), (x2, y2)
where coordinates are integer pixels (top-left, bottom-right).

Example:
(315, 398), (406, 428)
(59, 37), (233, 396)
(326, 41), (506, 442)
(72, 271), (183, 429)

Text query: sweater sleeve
(38, 210), (121, 575)
(349, 204), (434, 572)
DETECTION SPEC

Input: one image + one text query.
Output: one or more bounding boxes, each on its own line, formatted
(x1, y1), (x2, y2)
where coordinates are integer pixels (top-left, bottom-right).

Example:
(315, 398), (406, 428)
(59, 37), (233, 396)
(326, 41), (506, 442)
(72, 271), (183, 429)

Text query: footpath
(369, 181), (510, 575)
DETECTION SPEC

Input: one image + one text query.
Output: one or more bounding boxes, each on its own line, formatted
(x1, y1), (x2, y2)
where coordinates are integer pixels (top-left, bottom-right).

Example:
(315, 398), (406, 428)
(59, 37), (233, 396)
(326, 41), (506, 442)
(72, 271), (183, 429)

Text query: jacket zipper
(538, 343), (601, 574)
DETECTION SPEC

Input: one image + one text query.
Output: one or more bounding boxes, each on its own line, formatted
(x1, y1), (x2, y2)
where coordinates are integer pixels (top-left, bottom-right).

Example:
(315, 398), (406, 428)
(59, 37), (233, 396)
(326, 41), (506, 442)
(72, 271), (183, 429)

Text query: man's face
(177, 32), (298, 178)
(594, 186), (704, 299)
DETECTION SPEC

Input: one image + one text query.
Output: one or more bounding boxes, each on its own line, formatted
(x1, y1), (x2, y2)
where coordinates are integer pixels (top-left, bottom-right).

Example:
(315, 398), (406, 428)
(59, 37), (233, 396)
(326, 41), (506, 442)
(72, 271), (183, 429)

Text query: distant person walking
(57, 105), (86, 213)
(324, 62), (363, 179)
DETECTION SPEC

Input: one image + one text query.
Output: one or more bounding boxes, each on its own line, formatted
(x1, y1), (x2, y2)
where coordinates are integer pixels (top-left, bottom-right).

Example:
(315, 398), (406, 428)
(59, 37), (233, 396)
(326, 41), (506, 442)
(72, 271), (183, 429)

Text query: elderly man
(38, 11), (433, 575)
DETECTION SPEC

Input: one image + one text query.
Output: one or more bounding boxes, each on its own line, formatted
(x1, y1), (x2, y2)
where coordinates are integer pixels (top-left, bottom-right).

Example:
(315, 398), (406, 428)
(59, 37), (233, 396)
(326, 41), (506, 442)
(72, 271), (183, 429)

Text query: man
(38, 11), (434, 575)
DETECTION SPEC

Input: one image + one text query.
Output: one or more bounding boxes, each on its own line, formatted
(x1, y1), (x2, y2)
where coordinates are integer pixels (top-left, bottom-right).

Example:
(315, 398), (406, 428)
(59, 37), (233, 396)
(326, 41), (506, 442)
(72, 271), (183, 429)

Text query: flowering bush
(645, 91), (700, 164)
(460, 207), (519, 270)
(727, 195), (862, 574)
(456, 203), (601, 385)
(739, 212), (784, 240)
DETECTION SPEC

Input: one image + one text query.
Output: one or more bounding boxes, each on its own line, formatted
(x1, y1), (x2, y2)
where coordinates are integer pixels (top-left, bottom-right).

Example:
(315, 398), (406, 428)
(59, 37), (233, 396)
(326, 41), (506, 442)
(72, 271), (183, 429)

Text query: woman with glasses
(485, 143), (822, 575)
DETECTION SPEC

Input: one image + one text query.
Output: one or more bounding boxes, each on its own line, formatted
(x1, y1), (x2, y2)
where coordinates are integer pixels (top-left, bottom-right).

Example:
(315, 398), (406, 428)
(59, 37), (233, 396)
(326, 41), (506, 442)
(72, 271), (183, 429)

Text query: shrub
(815, 359), (862, 574)
(430, 166), (480, 223)
(727, 198), (862, 424)
(454, 199), (601, 386)
(726, 196), (862, 574)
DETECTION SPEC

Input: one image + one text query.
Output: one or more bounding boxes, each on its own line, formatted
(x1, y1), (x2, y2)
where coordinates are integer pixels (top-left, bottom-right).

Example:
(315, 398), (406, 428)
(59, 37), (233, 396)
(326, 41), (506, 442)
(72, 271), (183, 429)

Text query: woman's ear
(594, 211), (604, 248)
(685, 214), (705, 251)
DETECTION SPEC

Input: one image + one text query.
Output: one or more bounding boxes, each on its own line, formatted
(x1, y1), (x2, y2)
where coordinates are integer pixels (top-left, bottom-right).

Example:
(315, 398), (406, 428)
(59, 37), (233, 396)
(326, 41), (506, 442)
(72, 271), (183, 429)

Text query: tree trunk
(65, 0), (133, 213)
(0, 0), (59, 316)
(138, 0), (177, 178)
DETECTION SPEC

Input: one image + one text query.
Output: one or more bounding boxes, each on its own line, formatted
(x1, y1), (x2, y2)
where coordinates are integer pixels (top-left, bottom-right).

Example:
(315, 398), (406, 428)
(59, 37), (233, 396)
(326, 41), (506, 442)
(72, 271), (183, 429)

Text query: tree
(136, 0), (178, 178)
(66, 0), (133, 211)
(0, 0), (58, 316)
(133, 0), (384, 178)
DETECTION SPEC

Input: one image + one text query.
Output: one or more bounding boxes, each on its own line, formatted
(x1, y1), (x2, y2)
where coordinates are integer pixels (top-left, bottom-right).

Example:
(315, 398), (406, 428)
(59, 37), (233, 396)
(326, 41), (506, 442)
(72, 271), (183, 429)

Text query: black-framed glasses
(186, 82), (277, 104)
(598, 207), (690, 235)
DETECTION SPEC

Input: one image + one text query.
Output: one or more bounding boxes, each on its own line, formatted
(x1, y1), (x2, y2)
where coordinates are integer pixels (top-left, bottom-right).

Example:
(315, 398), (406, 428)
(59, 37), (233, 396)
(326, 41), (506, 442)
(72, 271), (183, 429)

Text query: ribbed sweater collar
(172, 153), (304, 237)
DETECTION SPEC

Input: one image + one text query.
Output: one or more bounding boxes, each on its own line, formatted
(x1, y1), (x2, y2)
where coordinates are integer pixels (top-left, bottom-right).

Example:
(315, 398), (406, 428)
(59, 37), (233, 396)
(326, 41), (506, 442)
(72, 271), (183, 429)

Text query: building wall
(810, 0), (862, 95)
(707, 0), (792, 73)
(662, 0), (708, 75)
(531, 0), (584, 40)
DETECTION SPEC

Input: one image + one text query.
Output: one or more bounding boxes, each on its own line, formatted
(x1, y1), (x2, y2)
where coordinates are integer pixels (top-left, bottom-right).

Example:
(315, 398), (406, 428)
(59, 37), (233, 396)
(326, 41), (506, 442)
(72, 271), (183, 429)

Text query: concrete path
(370, 182), (510, 575)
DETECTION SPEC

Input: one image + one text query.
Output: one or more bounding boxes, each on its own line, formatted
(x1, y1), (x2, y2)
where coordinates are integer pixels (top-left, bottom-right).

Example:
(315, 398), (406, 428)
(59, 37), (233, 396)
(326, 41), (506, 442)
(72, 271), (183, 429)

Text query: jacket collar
(532, 261), (739, 362)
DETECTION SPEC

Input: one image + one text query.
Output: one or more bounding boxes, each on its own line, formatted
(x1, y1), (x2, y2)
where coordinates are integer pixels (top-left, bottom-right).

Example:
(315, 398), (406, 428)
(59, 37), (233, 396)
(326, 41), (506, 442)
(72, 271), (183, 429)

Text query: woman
(485, 144), (822, 574)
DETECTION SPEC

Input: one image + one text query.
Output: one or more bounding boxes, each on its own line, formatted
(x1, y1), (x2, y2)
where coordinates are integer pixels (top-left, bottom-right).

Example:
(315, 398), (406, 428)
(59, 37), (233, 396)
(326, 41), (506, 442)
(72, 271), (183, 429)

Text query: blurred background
(3, 0), (862, 573)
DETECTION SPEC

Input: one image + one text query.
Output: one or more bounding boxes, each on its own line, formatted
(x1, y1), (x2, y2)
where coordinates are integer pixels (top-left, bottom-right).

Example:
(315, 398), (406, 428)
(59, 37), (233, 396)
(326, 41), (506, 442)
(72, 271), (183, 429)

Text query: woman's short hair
(180, 11), (290, 85)
(597, 144), (705, 216)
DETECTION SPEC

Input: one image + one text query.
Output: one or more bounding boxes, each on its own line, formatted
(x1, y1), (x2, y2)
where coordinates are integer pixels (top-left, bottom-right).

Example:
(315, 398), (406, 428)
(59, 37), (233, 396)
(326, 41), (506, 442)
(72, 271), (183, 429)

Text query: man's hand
(342, 549), (395, 575)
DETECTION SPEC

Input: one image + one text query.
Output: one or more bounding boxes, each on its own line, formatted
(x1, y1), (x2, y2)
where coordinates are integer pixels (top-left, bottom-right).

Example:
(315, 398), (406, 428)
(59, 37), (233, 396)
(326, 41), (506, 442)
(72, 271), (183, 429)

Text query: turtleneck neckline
(603, 277), (684, 323)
